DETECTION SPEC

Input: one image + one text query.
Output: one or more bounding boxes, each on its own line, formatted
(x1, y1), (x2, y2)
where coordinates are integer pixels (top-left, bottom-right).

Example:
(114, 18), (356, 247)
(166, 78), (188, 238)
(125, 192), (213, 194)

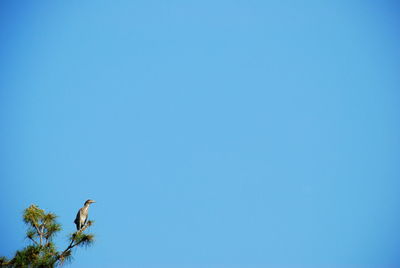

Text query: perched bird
(74, 199), (96, 230)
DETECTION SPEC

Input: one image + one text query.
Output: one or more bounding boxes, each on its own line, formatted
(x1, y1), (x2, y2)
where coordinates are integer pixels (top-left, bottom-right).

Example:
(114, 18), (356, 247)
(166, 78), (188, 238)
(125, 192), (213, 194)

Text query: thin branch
(57, 223), (92, 263)
(39, 224), (45, 246)
(32, 222), (42, 246)
(27, 236), (39, 246)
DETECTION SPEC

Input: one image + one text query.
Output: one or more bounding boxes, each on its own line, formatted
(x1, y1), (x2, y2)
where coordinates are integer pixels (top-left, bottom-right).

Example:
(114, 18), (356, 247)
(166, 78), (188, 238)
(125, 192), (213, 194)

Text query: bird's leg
(83, 218), (88, 228)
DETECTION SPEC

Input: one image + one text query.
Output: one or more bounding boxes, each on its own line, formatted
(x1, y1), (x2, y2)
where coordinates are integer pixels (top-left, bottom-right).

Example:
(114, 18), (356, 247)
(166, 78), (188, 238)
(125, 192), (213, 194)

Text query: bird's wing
(74, 209), (82, 224)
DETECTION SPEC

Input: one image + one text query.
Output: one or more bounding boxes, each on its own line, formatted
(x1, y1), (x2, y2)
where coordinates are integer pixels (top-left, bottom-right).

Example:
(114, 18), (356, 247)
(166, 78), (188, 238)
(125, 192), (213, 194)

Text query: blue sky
(1, 1), (400, 267)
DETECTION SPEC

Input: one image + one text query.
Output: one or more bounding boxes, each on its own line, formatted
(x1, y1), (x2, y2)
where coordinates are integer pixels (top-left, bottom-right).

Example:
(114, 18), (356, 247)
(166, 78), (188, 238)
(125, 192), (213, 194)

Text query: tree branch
(27, 236), (39, 246)
(57, 223), (92, 263)
(32, 222), (42, 246)
(39, 224), (44, 246)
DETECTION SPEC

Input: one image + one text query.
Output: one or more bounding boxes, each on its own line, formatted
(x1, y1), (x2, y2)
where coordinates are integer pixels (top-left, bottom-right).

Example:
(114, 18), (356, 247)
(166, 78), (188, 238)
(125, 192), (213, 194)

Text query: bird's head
(84, 199), (96, 206)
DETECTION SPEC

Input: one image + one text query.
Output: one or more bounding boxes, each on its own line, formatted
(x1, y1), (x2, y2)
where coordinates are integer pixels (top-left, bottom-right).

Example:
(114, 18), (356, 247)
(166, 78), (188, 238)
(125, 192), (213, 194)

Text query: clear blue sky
(1, 1), (400, 267)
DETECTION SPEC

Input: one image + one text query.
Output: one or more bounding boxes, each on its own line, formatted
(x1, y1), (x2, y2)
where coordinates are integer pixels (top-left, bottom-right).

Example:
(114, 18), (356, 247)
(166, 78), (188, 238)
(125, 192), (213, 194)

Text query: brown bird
(74, 199), (96, 230)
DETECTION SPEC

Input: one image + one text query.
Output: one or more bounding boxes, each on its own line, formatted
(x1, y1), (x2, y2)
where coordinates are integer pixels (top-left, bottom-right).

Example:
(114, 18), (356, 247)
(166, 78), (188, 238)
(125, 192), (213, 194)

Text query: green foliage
(1, 205), (95, 267)
(0, 257), (8, 266)
(71, 233), (94, 248)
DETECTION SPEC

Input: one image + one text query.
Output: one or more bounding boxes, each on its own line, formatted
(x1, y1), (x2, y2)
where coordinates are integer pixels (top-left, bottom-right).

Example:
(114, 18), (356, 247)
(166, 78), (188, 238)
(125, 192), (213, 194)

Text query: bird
(74, 199), (96, 231)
